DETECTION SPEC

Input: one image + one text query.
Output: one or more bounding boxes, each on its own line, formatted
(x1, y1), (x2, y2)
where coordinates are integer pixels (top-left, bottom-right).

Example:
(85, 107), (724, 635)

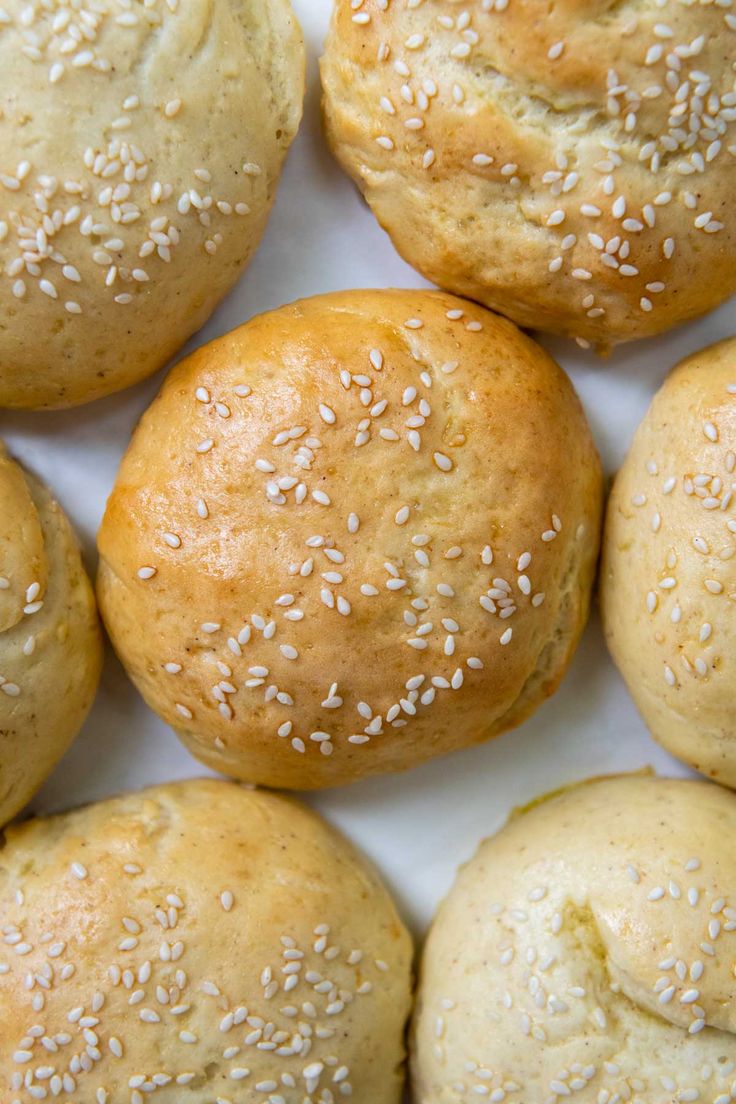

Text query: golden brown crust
(0, 0), (304, 409)
(0, 443), (102, 825)
(412, 775), (736, 1103)
(321, 0), (736, 348)
(601, 337), (736, 786)
(98, 289), (603, 788)
(0, 778), (413, 1103)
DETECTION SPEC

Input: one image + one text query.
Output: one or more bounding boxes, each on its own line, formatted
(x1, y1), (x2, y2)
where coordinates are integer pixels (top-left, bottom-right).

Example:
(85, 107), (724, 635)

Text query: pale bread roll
(0, 778), (412, 1104)
(0, 442), (102, 825)
(413, 774), (736, 1104)
(321, 0), (736, 348)
(0, 0), (304, 408)
(97, 289), (603, 788)
(602, 338), (736, 787)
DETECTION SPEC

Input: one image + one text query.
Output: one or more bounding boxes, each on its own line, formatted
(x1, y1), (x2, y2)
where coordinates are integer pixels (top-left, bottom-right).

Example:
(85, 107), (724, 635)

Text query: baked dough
(601, 337), (736, 787)
(0, 0), (304, 408)
(0, 778), (413, 1104)
(0, 442), (102, 825)
(97, 289), (603, 788)
(321, 0), (736, 348)
(412, 774), (736, 1104)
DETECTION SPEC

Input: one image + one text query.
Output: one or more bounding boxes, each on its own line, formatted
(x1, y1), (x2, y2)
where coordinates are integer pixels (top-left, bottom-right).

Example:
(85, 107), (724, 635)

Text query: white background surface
(1, 0), (734, 937)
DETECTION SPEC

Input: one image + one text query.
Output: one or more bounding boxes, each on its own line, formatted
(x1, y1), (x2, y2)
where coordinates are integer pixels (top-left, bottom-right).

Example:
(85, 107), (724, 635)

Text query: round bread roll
(97, 289), (603, 788)
(412, 774), (736, 1104)
(0, 442), (102, 826)
(321, 1), (736, 349)
(0, 778), (413, 1104)
(0, 0), (304, 409)
(601, 338), (736, 787)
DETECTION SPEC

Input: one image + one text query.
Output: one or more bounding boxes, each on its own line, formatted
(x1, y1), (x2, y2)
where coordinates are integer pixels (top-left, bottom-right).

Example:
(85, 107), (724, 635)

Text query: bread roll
(97, 289), (603, 788)
(321, 0), (736, 348)
(0, 0), (304, 409)
(0, 778), (413, 1103)
(601, 337), (736, 787)
(0, 442), (102, 825)
(413, 774), (736, 1104)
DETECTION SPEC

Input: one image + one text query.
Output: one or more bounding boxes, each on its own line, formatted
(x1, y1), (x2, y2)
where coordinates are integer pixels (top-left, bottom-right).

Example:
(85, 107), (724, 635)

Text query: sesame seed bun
(0, 778), (413, 1103)
(0, 0), (304, 409)
(412, 774), (736, 1103)
(96, 289), (603, 789)
(0, 442), (102, 826)
(320, 1), (736, 349)
(601, 337), (736, 787)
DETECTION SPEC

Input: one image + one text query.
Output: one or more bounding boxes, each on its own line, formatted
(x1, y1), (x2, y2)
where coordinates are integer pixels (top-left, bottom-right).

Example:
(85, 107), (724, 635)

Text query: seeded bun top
(97, 289), (602, 789)
(0, 778), (413, 1104)
(0, 442), (101, 825)
(602, 337), (736, 787)
(413, 774), (736, 1104)
(0, 0), (304, 408)
(321, 0), (736, 348)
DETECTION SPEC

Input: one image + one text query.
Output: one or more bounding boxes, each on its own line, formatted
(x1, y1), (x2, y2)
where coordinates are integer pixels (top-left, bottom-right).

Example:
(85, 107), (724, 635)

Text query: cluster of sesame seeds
(335, 0), (736, 341)
(627, 852), (736, 1038)
(626, 384), (736, 692)
(0, 0), (179, 83)
(130, 306), (583, 762)
(428, 834), (736, 1104)
(0, 0), (263, 317)
(1, 850), (393, 1104)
